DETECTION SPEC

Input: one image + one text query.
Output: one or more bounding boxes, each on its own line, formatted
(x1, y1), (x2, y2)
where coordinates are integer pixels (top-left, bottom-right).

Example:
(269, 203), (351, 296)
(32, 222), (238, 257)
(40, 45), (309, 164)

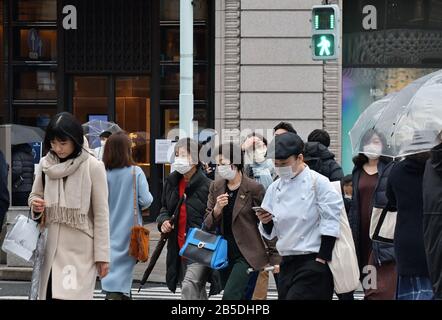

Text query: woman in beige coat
(28, 112), (110, 300)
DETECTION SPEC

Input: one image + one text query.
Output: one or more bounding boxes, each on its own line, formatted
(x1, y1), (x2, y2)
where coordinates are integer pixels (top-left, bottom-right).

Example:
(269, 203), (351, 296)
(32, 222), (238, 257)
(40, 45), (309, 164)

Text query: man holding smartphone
(256, 132), (342, 300)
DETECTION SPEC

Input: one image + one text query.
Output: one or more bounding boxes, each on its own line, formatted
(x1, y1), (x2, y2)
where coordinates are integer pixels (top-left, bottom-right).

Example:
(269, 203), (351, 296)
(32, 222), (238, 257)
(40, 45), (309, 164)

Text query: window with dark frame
(10, 0), (58, 129)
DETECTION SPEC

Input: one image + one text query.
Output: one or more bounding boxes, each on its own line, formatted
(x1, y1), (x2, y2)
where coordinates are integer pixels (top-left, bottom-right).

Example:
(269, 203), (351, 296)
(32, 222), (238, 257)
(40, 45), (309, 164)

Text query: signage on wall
(155, 139), (175, 164)
(27, 28), (43, 60)
(31, 142), (42, 165)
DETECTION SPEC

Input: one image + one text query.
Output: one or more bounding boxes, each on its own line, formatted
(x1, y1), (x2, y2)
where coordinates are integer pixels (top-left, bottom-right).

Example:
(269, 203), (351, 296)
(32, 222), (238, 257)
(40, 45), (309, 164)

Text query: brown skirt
(364, 252), (397, 300)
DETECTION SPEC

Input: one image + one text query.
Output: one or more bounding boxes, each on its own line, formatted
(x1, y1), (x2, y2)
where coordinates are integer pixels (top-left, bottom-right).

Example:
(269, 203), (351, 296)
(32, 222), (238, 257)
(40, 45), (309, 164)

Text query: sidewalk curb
(0, 266), (32, 281)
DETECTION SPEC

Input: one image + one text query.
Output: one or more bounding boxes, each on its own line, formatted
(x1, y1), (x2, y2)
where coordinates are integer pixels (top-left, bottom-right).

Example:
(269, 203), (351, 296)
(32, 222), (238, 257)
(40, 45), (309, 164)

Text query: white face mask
(363, 144), (382, 160)
(173, 157), (193, 175)
(217, 165), (237, 180)
(275, 165), (295, 180)
(100, 140), (106, 147)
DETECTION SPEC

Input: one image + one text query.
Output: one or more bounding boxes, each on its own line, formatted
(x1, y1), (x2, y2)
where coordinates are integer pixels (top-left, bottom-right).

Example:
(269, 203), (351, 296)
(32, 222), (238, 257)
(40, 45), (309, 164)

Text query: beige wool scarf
(41, 150), (94, 234)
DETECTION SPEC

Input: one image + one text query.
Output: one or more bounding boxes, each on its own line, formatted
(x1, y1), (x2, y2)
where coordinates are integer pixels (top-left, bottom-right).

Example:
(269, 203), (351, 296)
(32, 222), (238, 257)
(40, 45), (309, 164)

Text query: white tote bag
(2, 214), (40, 262)
(312, 176), (360, 294)
(369, 207), (397, 244)
(328, 182), (360, 294)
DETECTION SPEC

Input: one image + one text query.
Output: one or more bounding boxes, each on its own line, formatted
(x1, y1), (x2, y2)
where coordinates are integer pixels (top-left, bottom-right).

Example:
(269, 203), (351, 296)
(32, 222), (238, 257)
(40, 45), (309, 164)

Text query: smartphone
(252, 206), (264, 212)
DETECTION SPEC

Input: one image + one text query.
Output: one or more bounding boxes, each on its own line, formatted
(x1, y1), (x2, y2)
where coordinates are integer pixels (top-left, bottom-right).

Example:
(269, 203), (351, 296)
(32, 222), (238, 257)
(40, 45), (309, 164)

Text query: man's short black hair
(308, 129), (330, 148)
(273, 122), (297, 134)
(342, 174), (352, 185)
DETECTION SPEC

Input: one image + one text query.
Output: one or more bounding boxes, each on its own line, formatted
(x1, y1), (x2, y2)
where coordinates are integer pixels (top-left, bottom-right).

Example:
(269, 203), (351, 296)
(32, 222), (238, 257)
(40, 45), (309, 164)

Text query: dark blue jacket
(0, 150), (10, 229)
(386, 158), (429, 276)
(423, 143), (442, 299)
(348, 159), (396, 268)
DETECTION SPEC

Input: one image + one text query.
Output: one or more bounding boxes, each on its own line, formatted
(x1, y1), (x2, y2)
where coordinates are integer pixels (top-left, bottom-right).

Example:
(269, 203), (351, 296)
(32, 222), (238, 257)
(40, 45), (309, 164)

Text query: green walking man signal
(311, 4), (340, 60)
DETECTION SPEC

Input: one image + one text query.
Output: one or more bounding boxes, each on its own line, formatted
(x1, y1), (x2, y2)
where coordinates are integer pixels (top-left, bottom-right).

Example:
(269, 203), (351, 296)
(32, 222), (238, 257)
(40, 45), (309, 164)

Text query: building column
(215, 0), (241, 143)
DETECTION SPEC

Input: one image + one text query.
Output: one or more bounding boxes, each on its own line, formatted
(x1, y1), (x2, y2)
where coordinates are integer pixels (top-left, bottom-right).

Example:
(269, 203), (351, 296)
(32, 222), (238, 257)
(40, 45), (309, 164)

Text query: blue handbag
(179, 227), (228, 270)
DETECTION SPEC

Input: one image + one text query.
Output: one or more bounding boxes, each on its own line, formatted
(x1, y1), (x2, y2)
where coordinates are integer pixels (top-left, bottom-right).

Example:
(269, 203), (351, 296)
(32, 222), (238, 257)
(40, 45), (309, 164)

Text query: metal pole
(179, 0), (194, 139)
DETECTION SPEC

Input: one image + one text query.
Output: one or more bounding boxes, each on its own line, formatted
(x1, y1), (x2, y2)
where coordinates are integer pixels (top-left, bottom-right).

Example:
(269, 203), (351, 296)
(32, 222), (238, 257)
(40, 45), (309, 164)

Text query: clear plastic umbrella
(82, 120), (122, 149)
(29, 228), (47, 300)
(349, 69), (442, 158)
(11, 124), (46, 145)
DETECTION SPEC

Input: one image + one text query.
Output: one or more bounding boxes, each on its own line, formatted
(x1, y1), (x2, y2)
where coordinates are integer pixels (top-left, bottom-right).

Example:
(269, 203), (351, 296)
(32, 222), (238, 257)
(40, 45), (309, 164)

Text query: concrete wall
(215, 0), (343, 159)
(240, 0), (324, 141)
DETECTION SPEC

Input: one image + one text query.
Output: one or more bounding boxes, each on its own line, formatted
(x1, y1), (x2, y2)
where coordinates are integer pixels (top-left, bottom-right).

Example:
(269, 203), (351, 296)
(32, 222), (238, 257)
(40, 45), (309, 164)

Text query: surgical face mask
(100, 140), (106, 146)
(217, 165), (237, 180)
(363, 144), (382, 160)
(275, 165), (295, 180)
(173, 157), (193, 175)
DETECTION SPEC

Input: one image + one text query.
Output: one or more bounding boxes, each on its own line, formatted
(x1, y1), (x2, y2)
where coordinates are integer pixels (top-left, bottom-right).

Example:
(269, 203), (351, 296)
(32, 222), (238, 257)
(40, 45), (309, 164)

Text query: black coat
(423, 143), (442, 299)
(386, 158), (429, 276)
(348, 160), (396, 268)
(0, 151), (9, 229)
(11, 144), (34, 193)
(304, 142), (344, 182)
(156, 168), (212, 293)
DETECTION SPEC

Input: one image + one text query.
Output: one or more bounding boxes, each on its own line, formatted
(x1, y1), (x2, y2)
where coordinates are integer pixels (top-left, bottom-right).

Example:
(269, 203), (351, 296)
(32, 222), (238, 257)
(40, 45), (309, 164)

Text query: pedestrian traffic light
(311, 4), (340, 60)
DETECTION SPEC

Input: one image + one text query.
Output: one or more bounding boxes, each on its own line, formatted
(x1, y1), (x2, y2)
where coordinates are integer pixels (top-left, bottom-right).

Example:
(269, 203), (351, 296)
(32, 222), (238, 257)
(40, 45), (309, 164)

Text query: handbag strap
(132, 166), (139, 226)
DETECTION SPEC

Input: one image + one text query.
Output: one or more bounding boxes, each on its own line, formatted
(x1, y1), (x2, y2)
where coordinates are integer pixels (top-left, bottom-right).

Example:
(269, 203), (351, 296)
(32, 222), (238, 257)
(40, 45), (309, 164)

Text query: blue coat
(101, 166), (153, 295)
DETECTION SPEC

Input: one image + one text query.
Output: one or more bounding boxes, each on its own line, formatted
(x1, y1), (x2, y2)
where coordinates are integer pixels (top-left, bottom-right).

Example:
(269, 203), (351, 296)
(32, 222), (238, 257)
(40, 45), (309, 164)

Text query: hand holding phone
(254, 207), (273, 224)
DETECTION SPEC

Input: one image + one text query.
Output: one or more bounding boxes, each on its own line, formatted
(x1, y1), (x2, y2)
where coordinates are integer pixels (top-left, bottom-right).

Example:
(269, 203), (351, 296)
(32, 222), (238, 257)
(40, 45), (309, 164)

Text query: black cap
(267, 132), (305, 160)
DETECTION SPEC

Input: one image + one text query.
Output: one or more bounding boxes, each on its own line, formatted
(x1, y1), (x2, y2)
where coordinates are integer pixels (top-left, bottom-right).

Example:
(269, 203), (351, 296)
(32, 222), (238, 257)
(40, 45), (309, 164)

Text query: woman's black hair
(43, 112), (84, 158)
(174, 137), (201, 167)
(352, 129), (390, 168)
(215, 142), (244, 172)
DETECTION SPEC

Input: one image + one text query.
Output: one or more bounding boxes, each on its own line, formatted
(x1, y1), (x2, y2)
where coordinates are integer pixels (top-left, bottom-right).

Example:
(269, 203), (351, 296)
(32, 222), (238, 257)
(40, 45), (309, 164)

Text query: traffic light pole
(179, 0), (194, 139)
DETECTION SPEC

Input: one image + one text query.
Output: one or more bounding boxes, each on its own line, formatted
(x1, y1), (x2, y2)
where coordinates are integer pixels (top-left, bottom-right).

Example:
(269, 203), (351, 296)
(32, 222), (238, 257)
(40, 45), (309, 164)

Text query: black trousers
(278, 254), (334, 300)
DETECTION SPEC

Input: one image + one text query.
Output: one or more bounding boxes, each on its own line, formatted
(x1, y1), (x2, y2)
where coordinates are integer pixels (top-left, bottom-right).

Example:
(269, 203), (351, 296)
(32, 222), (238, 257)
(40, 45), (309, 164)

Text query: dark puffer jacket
(348, 159), (396, 268)
(11, 144), (35, 206)
(423, 143), (442, 299)
(11, 144), (34, 193)
(304, 142), (344, 182)
(156, 168), (213, 294)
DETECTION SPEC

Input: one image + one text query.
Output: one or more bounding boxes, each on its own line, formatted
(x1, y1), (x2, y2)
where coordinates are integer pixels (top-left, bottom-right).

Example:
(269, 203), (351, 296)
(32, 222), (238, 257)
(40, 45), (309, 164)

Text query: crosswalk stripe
(0, 287), (365, 300)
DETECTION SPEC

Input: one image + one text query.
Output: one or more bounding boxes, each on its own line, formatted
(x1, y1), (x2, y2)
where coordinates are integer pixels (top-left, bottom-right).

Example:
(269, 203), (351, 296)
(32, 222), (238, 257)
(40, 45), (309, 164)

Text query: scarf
(41, 150), (94, 234)
(247, 159), (275, 191)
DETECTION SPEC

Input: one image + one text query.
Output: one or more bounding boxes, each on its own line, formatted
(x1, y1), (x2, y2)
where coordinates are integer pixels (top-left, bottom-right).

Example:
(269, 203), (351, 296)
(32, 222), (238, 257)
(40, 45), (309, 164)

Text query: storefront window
(160, 65), (207, 101)
(16, 0), (57, 21)
(73, 77), (108, 124)
(13, 106), (56, 129)
(116, 76), (151, 178)
(160, 0), (208, 21)
(14, 68), (57, 100)
(161, 26), (208, 62)
(342, 0), (442, 173)
(163, 107), (208, 135)
(15, 28), (57, 61)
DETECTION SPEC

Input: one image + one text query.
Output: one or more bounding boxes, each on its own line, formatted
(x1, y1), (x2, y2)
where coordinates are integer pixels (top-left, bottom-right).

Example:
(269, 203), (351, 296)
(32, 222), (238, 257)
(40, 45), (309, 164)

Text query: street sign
(311, 4), (340, 60)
